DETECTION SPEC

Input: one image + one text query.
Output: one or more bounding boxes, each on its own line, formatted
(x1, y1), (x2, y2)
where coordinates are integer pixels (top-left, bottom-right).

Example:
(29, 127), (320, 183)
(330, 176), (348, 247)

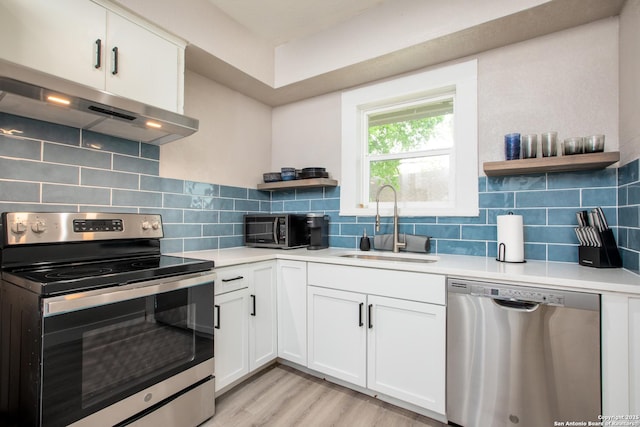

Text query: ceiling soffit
(187, 0), (625, 107)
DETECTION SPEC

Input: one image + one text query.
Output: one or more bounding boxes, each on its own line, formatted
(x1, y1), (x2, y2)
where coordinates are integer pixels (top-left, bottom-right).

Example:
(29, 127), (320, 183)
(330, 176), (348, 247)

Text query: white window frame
(340, 59), (478, 217)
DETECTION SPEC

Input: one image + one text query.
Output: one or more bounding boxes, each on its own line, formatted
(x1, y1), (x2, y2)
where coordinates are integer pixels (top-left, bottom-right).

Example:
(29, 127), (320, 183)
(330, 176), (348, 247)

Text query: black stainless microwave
(244, 214), (309, 249)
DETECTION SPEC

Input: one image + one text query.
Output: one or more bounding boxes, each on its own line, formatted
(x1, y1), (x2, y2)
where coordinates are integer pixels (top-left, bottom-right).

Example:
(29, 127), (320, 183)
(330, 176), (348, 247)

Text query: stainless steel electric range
(0, 212), (216, 427)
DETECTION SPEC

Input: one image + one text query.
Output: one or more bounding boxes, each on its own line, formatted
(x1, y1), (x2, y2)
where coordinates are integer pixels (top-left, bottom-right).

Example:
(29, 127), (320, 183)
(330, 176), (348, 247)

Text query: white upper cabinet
(0, 0), (107, 89)
(0, 0), (184, 113)
(104, 10), (181, 112)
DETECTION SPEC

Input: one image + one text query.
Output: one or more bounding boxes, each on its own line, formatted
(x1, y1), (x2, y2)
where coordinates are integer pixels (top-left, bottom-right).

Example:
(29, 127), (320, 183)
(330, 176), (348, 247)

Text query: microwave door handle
(273, 218), (279, 243)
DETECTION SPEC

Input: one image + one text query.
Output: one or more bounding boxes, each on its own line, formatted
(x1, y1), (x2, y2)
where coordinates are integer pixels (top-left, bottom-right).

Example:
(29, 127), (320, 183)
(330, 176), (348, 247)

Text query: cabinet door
(249, 262), (277, 371)
(307, 286), (366, 387)
(276, 260), (307, 365)
(106, 11), (180, 112)
(367, 295), (446, 414)
(0, 0), (106, 88)
(630, 298), (640, 414)
(214, 289), (249, 392)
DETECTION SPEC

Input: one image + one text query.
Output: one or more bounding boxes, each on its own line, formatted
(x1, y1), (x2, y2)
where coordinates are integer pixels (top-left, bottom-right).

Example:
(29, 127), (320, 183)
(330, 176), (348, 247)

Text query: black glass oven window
(41, 283), (213, 426)
(80, 296), (194, 408)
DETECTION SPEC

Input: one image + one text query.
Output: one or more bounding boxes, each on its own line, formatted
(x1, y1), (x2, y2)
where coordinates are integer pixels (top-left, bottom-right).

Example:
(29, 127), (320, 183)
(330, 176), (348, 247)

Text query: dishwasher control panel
(448, 279), (600, 311)
(470, 285), (565, 305)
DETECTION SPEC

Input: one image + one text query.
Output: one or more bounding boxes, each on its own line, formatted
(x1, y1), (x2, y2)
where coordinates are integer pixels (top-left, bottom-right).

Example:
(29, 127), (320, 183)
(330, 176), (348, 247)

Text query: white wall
(273, 0), (548, 87)
(271, 93), (342, 177)
(272, 18), (619, 179)
(478, 18), (618, 167)
(160, 70), (272, 188)
(619, 0), (640, 166)
(114, 0), (275, 85)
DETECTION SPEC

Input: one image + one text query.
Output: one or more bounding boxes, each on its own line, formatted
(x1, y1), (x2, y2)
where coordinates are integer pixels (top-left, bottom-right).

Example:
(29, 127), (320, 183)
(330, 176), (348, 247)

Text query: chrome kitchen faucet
(375, 184), (406, 253)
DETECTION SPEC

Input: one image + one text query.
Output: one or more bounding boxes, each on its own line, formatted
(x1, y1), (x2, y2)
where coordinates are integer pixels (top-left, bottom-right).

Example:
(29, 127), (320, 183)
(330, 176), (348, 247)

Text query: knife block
(578, 229), (622, 268)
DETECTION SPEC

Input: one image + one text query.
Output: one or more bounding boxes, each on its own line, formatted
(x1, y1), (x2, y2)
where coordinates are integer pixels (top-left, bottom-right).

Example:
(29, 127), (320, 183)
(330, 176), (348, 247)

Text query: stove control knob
(151, 221), (160, 230)
(11, 221), (27, 234)
(31, 220), (47, 233)
(141, 221), (151, 230)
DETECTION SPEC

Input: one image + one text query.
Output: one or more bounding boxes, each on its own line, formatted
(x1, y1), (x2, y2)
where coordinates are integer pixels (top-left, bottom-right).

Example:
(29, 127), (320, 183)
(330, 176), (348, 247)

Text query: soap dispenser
(359, 229), (371, 251)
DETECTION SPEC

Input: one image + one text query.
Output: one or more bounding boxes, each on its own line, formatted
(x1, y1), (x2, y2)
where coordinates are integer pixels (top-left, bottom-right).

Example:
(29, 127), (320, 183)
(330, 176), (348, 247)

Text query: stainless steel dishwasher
(446, 278), (601, 427)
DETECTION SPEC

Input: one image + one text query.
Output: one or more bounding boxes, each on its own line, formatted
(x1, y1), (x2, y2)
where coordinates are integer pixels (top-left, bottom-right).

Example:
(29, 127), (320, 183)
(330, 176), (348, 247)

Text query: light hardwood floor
(202, 364), (445, 427)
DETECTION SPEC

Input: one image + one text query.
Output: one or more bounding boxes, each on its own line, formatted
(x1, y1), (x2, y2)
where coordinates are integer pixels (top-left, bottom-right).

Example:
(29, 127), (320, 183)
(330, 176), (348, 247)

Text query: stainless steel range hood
(0, 60), (198, 145)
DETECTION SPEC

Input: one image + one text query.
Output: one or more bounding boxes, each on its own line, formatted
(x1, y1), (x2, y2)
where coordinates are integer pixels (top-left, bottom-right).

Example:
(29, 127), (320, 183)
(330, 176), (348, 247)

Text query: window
(340, 60), (478, 217)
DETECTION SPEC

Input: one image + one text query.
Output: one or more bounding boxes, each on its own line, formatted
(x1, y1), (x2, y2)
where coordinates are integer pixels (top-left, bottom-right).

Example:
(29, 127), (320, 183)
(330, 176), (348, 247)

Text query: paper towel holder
(496, 212), (526, 263)
(496, 242), (527, 263)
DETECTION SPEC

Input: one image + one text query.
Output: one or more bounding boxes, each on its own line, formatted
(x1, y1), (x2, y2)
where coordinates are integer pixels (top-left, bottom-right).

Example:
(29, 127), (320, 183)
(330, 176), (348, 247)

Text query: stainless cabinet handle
(111, 46), (119, 75)
(94, 39), (102, 69)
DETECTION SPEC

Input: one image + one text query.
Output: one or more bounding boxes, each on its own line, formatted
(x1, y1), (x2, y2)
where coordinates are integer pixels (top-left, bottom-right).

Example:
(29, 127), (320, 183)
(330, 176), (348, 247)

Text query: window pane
(368, 102), (453, 155)
(369, 155), (450, 203)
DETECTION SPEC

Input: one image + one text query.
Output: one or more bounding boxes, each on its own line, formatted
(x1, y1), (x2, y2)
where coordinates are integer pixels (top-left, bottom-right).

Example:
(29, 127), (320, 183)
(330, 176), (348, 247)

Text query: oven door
(40, 272), (215, 427)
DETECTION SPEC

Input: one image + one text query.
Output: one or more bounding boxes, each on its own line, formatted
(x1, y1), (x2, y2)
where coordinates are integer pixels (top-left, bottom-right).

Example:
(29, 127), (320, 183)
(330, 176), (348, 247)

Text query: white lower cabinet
(214, 262), (277, 392)
(367, 295), (445, 413)
(277, 260), (307, 365)
(249, 262), (278, 371)
(630, 297), (640, 414)
(307, 263), (446, 415)
(214, 285), (249, 391)
(307, 287), (367, 386)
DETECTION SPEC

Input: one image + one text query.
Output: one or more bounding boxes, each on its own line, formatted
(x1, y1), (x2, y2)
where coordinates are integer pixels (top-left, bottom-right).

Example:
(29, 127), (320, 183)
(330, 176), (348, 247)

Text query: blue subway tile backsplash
(0, 134), (41, 159)
(44, 142), (111, 169)
(618, 159), (640, 273)
(0, 111), (638, 273)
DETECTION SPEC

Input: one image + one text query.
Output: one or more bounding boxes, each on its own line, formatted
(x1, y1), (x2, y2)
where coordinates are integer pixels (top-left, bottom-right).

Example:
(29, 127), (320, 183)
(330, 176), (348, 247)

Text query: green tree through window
(368, 115), (445, 189)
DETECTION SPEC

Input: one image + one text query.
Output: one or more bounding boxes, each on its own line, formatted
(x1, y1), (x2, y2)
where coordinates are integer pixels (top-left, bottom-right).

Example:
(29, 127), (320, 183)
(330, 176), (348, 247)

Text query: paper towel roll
(496, 213), (524, 262)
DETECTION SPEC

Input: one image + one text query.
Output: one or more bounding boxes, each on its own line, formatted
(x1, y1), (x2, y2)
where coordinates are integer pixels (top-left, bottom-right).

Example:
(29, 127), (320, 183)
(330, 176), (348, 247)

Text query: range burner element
(45, 266), (114, 279)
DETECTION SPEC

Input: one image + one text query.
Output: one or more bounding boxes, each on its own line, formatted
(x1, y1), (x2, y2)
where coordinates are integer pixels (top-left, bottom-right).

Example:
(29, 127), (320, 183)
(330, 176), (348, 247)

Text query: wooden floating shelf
(483, 151), (620, 176)
(257, 178), (338, 191)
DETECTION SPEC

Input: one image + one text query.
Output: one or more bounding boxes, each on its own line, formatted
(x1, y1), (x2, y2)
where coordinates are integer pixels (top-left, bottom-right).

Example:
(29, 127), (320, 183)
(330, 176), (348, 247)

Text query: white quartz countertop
(173, 247), (640, 296)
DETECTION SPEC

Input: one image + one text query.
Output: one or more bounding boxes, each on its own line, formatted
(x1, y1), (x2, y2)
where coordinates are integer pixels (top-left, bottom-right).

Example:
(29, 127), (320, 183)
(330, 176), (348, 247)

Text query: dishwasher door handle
(492, 298), (539, 311)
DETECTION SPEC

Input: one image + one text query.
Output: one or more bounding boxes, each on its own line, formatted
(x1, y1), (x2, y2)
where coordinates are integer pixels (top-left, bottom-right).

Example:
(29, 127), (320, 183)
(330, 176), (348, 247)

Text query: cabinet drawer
(215, 266), (249, 295)
(307, 263), (445, 305)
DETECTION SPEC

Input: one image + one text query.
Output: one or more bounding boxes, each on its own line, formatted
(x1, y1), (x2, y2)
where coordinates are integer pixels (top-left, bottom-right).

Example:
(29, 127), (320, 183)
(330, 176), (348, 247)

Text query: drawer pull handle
(358, 302), (364, 327)
(221, 276), (244, 283)
(368, 304), (373, 329)
(250, 294), (256, 316)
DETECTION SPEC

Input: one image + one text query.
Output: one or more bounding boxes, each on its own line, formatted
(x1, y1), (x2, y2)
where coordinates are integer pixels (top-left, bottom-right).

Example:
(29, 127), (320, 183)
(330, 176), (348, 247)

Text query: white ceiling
(207, 0), (389, 45)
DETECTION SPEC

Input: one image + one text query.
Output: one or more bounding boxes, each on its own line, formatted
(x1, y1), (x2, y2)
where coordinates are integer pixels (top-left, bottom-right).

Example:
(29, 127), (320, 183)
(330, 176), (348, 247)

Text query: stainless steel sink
(339, 253), (438, 263)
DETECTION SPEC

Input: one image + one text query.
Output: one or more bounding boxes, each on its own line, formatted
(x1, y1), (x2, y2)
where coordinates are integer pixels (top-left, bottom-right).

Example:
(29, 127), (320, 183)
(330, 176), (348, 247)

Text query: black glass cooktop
(2, 255), (214, 296)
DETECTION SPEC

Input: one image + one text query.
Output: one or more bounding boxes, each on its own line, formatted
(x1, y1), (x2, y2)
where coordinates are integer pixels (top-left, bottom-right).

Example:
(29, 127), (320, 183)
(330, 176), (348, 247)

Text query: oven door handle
(43, 271), (216, 317)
